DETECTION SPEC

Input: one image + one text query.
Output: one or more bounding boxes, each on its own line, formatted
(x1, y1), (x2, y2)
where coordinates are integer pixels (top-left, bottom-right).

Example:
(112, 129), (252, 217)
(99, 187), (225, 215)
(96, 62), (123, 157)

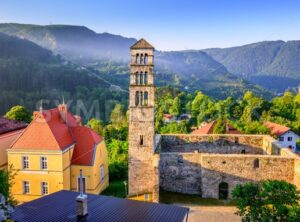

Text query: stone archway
(219, 182), (229, 199)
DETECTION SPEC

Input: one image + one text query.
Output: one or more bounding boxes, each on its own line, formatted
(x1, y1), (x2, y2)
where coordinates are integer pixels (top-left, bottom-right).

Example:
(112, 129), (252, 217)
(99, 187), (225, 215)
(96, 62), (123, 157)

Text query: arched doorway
(219, 182), (229, 199)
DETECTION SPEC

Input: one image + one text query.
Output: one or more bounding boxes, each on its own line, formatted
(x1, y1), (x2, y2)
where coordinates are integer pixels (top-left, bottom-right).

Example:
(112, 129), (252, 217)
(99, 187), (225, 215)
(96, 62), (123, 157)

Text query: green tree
(169, 97), (181, 117)
(0, 166), (18, 206)
(4, 105), (31, 123)
(107, 139), (128, 181)
(86, 118), (103, 135)
(213, 118), (226, 134)
(232, 180), (300, 222)
(110, 104), (127, 128)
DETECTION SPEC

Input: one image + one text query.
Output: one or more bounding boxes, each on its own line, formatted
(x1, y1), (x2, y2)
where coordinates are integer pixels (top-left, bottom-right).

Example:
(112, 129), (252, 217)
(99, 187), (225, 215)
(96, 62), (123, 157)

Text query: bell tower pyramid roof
(130, 38), (154, 49)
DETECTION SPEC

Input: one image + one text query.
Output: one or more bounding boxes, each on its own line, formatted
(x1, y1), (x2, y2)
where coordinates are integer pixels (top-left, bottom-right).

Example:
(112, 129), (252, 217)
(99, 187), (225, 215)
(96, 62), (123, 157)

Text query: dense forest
(0, 32), (127, 120)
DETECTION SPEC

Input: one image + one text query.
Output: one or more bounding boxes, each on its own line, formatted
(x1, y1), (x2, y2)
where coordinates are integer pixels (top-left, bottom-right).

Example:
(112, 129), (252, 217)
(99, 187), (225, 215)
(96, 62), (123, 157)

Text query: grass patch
(101, 180), (127, 198)
(160, 190), (236, 206)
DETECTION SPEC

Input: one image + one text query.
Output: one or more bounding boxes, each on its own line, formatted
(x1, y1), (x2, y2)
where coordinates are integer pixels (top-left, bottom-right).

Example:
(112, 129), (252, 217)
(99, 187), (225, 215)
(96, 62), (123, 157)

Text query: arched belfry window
(135, 72), (139, 85)
(135, 91), (139, 106)
(140, 72), (144, 85)
(135, 91), (149, 106)
(144, 91), (148, 106)
(140, 54), (144, 65)
(136, 54), (139, 64)
(144, 54), (148, 64)
(144, 72), (148, 84)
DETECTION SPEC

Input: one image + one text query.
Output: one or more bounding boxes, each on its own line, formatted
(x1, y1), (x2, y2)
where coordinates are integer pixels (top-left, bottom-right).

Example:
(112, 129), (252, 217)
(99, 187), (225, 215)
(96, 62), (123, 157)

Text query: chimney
(76, 169), (88, 220)
(74, 115), (82, 126)
(58, 103), (68, 123)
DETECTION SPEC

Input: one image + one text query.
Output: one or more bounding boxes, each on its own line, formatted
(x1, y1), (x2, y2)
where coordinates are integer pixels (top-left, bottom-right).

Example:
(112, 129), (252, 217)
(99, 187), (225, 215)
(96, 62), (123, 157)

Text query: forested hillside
(0, 23), (273, 99)
(0, 32), (127, 118)
(204, 41), (300, 92)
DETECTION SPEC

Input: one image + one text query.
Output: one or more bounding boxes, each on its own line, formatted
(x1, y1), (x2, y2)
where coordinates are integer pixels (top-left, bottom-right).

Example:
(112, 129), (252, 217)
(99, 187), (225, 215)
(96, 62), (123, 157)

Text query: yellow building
(7, 104), (109, 203)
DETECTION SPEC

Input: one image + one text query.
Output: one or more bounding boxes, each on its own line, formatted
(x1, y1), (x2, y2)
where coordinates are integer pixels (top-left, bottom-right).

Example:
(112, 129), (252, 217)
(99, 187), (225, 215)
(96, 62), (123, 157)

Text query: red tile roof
(163, 114), (174, 119)
(192, 121), (241, 134)
(0, 117), (27, 135)
(264, 121), (290, 137)
(11, 105), (103, 165)
(71, 126), (102, 165)
(192, 121), (216, 134)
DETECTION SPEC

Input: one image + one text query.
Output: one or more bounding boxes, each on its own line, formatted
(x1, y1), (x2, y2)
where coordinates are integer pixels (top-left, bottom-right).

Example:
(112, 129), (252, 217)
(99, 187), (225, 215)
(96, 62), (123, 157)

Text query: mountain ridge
(0, 23), (276, 98)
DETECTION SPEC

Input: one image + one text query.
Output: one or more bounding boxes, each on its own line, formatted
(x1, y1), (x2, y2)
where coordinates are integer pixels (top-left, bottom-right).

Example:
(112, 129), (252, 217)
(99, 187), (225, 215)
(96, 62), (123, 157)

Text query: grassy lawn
(160, 190), (236, 206)
(101, 180), (127, 198)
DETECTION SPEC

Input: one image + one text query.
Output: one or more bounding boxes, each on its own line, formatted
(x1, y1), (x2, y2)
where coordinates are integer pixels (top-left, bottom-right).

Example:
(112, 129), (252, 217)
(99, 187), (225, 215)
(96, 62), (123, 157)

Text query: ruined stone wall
(160, 153), (202, 195)
(161, 134), (267, 154)
(201, 154), (294, 198)
(280, 148), (300, 190)
(160, 153), (295, 198)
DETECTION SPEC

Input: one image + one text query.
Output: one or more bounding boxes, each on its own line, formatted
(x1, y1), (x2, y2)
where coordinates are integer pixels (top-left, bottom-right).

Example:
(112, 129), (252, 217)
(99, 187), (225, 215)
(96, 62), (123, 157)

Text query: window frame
(23, 181), (30, 194)
(22, 156), (29, 170)
(41, 181), (49, 195)
(279, 136), (284, 142)
(40, 156), (48, 170)
(288, 137), (293, 141)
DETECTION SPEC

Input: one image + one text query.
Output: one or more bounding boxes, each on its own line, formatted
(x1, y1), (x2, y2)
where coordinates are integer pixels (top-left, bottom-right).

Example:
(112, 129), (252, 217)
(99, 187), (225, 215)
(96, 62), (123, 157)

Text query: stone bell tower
(128, 39), (159, 202)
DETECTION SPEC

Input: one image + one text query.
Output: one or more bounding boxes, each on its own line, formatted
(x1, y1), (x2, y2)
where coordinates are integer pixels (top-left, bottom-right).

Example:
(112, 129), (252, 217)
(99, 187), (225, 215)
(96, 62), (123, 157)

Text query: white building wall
(277, 130), (300, 152)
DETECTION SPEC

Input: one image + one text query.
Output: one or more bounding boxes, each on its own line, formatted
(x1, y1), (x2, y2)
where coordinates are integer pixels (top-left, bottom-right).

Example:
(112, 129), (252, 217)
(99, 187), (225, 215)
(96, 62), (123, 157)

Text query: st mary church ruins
(127, 39), (300, 202)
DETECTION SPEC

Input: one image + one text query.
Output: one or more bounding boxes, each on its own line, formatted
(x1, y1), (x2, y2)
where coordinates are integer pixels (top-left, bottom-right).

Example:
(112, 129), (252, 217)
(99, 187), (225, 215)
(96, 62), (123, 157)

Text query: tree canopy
(232, 180), (300, 222)
(4, 105), (31, 123)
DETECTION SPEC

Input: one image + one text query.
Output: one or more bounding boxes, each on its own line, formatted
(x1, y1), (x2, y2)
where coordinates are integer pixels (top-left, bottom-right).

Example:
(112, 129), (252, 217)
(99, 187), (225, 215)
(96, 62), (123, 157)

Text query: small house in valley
(264, 121), (300, 152)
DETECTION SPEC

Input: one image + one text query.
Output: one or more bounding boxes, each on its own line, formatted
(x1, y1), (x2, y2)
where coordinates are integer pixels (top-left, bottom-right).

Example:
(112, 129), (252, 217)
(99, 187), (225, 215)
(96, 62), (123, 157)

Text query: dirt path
(185, 205), (241, 222)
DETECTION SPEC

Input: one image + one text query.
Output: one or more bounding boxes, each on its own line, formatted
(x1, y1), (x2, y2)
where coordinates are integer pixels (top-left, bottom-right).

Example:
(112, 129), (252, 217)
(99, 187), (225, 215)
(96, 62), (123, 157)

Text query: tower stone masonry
(128, 39), (159, 202)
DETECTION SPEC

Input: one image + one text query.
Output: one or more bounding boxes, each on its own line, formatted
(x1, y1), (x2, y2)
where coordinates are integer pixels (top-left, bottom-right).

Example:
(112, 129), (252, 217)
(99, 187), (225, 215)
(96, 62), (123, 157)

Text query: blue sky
(0, 0), (299, 50)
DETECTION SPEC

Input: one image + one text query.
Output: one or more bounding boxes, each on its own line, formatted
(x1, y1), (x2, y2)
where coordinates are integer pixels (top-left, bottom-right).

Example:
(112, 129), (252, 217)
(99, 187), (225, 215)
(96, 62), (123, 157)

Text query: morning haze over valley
(1, 1), (300, 222)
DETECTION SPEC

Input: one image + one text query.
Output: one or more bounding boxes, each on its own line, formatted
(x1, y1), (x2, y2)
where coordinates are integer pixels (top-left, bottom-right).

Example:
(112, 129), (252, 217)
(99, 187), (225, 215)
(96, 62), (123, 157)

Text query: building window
(135, 72), (139, 85)
(23, 181), (30, 194)
(140, 72), (144, 85)
(135, 54), (139, 64)
(22, 156), (29, 169)
(144, 193), (149, 201)
(143, 92), (148, 106)
(140, 135), (144, 146)
(140, 54), (144, 64)
(254, 159), (259, 168)
(77, 177), (86, 193)
(144, 72), (148, 84)
(100, 165), (105, 181)
(41, 182), (48, 195)
(41, 157), (48, 170)
(135, 91), (149, 106)
(279, 137), (284, 142)
(135, 91), (140, 106)
(144, 54), (148, 64)
(288, 137), (293, 141)
(219, 182), (229, 200)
